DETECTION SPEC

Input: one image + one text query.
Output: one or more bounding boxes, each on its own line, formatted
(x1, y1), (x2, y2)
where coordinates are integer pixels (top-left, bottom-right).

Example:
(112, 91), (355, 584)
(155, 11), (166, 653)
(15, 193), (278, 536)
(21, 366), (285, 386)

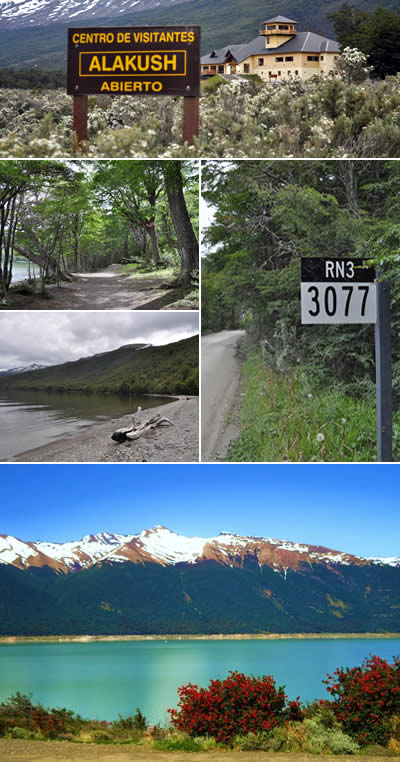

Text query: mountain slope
(0, 336), (199, 396)
(1, 0), (398, 70)
(1, 526), (399, 635)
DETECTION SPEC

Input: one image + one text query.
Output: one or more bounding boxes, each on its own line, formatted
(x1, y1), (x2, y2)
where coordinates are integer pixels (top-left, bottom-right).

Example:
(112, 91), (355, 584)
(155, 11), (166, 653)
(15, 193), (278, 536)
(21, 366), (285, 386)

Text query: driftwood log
(111, 407), (173, 444)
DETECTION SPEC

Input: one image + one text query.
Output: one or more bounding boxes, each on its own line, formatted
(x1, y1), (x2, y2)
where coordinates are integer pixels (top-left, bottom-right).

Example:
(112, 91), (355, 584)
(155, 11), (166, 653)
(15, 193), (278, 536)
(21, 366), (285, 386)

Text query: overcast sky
(0, 313), (199, 369)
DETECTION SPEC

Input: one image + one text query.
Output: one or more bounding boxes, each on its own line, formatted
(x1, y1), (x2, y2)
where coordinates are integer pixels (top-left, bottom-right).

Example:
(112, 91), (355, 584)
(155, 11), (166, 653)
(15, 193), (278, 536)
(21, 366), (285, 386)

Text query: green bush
(115, 707), (146, 731)
(9, 726), (35, 739)
(234, 719), (359, 754)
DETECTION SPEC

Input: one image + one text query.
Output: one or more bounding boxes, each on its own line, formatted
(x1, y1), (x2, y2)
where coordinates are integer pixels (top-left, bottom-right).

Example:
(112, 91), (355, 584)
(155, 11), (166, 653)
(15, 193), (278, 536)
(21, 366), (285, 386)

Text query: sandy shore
(1, 632), (399, 645)
(7, 397), (199, 463)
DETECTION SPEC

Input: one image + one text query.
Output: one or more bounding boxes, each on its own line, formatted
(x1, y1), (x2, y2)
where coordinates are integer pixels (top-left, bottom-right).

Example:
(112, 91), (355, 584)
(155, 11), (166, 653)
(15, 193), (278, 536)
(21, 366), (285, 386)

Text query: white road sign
(301, 258), (376, 325)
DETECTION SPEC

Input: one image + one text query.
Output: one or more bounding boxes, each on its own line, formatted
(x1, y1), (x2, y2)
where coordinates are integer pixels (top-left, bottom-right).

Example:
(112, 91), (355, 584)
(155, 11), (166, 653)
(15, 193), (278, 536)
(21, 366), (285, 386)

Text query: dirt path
(0, 739), (396, 762)
(8, 397), (199, 463)
(201, 330), (245, 462)
(4, 266), (197, 311)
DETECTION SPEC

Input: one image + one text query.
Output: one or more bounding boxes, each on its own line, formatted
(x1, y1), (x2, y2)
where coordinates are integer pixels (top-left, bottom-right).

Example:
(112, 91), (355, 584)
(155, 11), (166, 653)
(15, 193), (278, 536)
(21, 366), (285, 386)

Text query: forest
(0, 159), (199, 310)
(202, 160), (400, 462)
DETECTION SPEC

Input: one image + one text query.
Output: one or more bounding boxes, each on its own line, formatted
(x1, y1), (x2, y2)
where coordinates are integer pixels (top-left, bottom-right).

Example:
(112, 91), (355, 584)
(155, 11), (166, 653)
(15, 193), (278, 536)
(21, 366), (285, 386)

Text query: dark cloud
(0, 312), (199, 369)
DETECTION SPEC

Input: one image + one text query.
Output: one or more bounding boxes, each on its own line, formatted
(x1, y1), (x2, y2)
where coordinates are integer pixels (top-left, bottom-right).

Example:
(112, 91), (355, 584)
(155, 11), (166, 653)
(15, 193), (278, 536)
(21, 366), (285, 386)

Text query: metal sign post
(375, 278), (392, 461)
(67, 26), (200, 151)
(301, 257), (392, 461)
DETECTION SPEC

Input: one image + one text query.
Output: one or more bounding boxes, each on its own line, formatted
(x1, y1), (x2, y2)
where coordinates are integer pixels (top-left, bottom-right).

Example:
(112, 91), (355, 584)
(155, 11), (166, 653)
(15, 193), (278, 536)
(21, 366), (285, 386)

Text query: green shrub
(9, 726), (35, 739)
(115, 707), (146, 731)
(234, 719), (359, 754)
(234, 730), (275, 750)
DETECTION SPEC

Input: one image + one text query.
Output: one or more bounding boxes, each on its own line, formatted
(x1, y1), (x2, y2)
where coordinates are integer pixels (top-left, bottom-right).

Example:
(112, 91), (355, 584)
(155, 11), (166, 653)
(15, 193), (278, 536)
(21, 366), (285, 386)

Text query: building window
(307, 55), (319, 61)
(278, 70), (281, 76)
(278, 25), (289, 29)
(320, 55), (324, 60)
(258, 58), (264, 66)
(334, 55), (338, 60)
(243, 63), (250, 73)
(287, 70), (291, 75)
(218, 65), (224, 72)
(266, 37), (270, 44)
(267, 25), (276, 30)
(295, 70), (299, 75)
(275, 57), (283, 62)
(285, 56), (293, 61)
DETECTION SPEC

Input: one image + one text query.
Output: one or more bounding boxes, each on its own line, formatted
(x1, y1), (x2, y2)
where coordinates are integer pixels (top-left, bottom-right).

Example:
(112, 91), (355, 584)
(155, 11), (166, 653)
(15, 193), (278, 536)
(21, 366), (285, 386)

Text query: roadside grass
(226, 352), (400, 462)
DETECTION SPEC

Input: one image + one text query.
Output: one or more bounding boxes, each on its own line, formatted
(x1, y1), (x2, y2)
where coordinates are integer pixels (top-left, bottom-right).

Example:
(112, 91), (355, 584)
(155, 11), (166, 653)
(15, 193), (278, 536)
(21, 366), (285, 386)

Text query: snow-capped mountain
(0, 0), (184, 28)
(0, 525), (397, 575)
(0, 363), (45, 376)
(2, 526), (400, 636)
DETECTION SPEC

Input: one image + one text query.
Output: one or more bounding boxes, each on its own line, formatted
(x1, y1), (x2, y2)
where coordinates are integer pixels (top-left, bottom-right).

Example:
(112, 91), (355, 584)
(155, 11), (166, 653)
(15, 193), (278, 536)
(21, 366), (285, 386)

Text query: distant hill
(0, 363), (45, 376)
(0, 0), (399, 70)
(0, 336), (199, 395)
(1, 526), (399, 635)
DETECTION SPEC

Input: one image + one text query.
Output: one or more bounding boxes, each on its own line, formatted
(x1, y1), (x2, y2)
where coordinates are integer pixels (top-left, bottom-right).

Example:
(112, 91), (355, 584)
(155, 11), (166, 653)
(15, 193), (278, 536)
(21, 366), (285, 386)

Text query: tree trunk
(147, 221), (160, 266)
(163, 162), (198, 288)
(13, 242), (73, 282)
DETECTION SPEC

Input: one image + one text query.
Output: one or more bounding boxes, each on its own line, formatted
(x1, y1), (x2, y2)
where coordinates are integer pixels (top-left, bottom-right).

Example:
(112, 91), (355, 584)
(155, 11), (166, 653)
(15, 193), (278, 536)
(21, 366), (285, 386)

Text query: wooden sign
(67, 26), (200, 97)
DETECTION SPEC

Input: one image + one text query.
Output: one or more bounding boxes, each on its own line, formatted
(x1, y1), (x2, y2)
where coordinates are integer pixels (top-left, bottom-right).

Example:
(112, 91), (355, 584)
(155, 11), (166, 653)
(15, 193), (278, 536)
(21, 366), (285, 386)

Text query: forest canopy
(0, 159), (199, 301)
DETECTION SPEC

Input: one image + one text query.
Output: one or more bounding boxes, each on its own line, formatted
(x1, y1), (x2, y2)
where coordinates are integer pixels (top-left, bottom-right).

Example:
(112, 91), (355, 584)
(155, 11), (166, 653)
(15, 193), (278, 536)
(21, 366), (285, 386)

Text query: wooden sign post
(68, 26), (201, 150)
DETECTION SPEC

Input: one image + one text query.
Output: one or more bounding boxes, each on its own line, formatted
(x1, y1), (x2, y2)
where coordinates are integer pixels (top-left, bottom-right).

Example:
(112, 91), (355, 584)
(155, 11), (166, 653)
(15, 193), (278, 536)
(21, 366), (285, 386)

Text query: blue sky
(1, 464), (398, 557)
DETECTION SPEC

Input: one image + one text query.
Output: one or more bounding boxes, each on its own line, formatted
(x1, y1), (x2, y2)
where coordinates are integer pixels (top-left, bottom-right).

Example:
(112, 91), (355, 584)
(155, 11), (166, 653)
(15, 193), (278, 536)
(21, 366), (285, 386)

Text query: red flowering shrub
(168, 670), (304, 743)
(324, 655), (400, 746)
(29, 707), (67, 738)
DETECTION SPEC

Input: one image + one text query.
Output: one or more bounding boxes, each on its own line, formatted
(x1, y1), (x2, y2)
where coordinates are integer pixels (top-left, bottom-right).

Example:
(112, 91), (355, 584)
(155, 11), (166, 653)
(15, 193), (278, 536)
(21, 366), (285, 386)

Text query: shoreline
(5, 396), (199, 463)
(1, 632), (400, 644)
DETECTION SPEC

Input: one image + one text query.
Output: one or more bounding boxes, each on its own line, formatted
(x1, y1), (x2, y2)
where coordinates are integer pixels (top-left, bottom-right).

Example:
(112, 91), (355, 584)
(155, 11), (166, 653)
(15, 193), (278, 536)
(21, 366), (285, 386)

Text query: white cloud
(0, 312), (198, 369)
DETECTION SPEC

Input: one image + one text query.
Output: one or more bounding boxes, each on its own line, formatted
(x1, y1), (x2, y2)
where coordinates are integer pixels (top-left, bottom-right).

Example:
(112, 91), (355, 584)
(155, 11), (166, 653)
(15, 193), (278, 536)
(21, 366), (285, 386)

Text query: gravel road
(201, 330), (245, 461)
(9, 398), (199, 463)
(0, 739), (395, 762)
(4, 265), (197, 311)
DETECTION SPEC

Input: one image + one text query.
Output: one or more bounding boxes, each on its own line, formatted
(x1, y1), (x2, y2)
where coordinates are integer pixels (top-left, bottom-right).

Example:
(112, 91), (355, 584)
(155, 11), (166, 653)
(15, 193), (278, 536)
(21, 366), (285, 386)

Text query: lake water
(0, 389), (174, 460)
(0, 638), (399, 725)
(10, 259), (39, 283)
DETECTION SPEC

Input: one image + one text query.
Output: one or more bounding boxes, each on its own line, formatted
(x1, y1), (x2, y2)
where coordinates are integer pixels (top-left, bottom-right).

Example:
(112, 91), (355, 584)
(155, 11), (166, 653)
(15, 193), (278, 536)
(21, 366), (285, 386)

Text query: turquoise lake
(1, 638), (399, 725)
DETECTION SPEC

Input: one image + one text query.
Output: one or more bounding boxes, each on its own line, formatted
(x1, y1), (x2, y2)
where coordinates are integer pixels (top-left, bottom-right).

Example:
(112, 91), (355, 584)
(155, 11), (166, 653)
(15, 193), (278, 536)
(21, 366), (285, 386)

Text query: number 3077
(301, 283), (376, 324)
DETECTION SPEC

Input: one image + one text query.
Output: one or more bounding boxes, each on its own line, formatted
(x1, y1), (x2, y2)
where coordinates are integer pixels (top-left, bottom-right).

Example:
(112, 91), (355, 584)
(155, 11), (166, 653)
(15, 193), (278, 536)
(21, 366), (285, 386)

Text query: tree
(0, 161), (72, 299)
(162, 161), (199, 287)
(93, 161), (164, 267)
(328, 5), (400, 78)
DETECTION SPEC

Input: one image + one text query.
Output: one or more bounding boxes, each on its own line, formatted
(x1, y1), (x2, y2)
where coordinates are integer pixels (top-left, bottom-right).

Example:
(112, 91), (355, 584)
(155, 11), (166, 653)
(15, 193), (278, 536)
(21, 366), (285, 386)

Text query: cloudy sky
(0, 312), (199, 370)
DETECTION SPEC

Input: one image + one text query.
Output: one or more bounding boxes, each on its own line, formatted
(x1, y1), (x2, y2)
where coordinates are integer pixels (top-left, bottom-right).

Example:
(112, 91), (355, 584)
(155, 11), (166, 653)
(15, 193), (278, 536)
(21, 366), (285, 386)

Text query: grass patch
(123, 264), (177, 280)
(201, 74), (224, 93)
(227, 351), (400, 462)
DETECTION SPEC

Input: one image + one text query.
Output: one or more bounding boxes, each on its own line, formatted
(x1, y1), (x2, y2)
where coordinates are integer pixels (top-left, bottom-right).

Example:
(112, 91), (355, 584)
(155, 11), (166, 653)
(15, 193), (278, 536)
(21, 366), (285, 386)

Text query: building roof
(261, 15), (298, 23)
(201, 44), (243, 65)
(200, 31), (339, 64)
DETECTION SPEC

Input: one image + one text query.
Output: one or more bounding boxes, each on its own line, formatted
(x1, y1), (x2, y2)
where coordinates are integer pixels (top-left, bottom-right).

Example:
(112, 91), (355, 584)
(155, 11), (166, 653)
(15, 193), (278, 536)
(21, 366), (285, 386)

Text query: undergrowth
(227, 352), (400, 462)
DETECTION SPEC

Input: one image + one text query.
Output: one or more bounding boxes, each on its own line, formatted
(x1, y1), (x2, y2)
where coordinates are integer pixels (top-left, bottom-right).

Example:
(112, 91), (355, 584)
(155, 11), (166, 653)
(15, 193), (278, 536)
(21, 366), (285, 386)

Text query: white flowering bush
(338, 47), (372, 84)
(0, 74), (400, 157)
